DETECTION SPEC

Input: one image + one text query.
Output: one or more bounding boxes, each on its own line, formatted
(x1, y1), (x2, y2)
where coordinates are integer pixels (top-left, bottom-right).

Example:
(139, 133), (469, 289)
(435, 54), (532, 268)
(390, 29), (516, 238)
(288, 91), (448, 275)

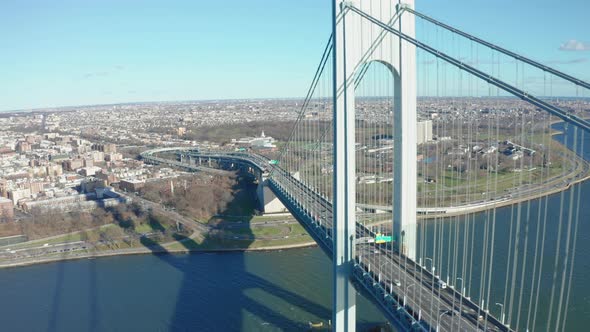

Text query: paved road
(0, 241), (92, 260)
(173, 150), (511, 332)
(359, 243), (506, 332)
(0, 188), (304, 264)
(274, 169), (508, 331)
(124, 192), (300, 239)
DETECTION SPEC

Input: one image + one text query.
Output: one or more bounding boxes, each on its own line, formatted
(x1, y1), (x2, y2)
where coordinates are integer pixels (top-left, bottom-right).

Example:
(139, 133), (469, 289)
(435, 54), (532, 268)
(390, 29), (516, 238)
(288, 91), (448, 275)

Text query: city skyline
(1, 0), (589, 112)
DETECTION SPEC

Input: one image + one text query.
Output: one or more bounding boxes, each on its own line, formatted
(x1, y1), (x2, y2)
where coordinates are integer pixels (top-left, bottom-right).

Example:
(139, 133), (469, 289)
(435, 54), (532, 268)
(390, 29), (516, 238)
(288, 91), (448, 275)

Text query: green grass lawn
(417, 142), (585, 206)
(134, 223), (168, 234)
(223, 226), (287, 237)
(166, 222), (313, 251)
(251, 215), (292, 221)
(9, 224), (116, 249)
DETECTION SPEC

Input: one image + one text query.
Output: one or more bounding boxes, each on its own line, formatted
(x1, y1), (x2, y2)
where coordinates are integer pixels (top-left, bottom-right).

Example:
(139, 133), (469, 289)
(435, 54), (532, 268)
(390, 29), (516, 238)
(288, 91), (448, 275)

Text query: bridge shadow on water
(136, 171), (337, 331)
(40, 170), (386, 331)
(44, 222), (101, 332)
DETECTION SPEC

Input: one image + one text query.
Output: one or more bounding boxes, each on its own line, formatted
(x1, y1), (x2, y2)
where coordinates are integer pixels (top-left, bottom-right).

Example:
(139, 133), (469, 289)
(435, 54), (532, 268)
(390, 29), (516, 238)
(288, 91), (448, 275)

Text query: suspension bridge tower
(332, 0), (417, 330)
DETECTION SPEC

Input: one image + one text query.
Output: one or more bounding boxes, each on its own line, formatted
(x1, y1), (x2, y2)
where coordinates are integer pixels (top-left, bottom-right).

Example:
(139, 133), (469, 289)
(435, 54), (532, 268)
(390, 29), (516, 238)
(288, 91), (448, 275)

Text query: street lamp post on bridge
(456, 277), (465, 297)
(495, 303), (505, 326)
(424, 257), (435, 274)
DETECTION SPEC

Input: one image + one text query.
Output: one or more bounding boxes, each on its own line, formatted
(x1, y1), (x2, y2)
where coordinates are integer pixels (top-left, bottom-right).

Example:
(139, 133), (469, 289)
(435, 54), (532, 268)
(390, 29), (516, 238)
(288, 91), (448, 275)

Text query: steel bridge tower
(332, 0), (417, 330)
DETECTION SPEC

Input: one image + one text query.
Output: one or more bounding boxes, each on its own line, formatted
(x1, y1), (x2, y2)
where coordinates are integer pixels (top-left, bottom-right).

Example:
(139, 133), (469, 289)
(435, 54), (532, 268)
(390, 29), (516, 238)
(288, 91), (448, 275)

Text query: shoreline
(2, 119), (587, 269)
(418, 173), (590, 220)
(0, 241), (318, 270)
(419, 121), (590, 220)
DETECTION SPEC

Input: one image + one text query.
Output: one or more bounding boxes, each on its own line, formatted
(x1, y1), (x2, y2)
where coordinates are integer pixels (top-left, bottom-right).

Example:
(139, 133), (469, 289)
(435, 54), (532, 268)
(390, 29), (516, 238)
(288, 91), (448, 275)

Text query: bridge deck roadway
(142, 149), (511, 332)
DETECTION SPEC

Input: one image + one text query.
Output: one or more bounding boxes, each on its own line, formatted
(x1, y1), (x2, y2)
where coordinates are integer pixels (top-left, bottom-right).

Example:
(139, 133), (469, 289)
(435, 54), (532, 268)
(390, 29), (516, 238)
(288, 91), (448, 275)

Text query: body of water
(0, 249), (385, 331)
(0, 123), (588, 331)
(416, 122), (590, 331)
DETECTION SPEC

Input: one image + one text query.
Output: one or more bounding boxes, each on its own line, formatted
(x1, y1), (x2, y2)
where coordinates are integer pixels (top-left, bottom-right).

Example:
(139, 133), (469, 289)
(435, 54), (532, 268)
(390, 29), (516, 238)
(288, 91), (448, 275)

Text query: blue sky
(1, 0), (589, 111)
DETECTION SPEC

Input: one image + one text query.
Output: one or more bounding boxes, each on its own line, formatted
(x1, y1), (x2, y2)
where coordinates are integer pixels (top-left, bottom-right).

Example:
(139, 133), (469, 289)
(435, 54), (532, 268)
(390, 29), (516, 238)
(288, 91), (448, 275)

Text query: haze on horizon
(1, 0), (589, 112)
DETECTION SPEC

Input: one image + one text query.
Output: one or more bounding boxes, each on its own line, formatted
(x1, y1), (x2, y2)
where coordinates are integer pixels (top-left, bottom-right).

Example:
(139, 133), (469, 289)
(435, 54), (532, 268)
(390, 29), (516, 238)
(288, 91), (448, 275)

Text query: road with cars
(171, 150), (511, 332)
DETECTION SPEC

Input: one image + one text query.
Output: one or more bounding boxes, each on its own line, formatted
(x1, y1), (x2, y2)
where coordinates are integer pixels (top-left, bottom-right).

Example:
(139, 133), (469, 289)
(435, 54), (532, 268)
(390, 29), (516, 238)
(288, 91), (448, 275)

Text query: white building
(232, 131), (276, 150)
(417, 120), (433, 145)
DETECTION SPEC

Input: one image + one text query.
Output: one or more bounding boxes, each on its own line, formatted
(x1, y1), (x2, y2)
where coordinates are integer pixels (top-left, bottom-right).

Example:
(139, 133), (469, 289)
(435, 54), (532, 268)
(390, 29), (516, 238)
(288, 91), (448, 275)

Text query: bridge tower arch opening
(333, 0), (416, 330)
(355, 59), (417, 260)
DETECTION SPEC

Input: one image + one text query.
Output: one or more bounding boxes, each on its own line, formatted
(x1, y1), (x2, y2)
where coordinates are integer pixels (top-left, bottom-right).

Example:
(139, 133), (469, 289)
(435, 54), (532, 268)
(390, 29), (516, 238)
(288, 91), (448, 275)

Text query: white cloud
(546, 58), (588, 64)
(559, 39), (590, 51)
(81, 65), (125, 79)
